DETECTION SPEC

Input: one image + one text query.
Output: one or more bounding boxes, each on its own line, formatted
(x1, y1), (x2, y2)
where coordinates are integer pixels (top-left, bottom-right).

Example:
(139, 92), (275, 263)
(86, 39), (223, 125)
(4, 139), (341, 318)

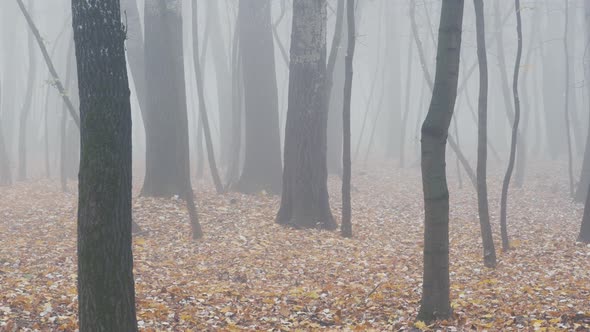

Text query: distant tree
(473, 0), (497, 268)
(563, 0), (574, 198)
(341, 0), (355, 238)
(499, 0), (523, 252)
(326, 0), (346, 175)
(143, 0), (203, 238)
(60, 38), (75, 193)
(417, 0), (465, 322)
(236, 0), (282, 194)
(277, 0), (336, 230)
(577, 0), (590, 203)
(0, 78), (10, 186)
(142, 0), (193, 198)
(17, 0), (37, 181)
(71, 0), (138, 329)
(579, 184), (590, 243)
(191, 0), (225, 194)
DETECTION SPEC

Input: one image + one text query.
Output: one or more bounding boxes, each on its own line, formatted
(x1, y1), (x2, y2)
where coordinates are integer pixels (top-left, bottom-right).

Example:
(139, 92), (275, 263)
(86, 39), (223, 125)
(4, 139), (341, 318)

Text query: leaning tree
(276, 0), (336, 230)
(417, 0), (465, 323)
(72, 0), (138, 329)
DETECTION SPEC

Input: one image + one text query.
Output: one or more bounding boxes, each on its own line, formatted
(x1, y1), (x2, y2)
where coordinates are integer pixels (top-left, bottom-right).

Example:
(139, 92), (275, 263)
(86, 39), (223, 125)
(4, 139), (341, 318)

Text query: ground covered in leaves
(0, 163), (589, 331)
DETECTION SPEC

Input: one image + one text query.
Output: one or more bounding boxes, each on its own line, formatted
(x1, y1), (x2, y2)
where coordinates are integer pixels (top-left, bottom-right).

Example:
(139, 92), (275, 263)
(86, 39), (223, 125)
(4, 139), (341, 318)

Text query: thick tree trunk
(141, 0), (193, 198)
(417, 0), (464, 323)
(473, 0), (497, 269)
(18, 1), (37, 181)
(277, 0), (336, 230)
(499, 0), (523, 252)
(576, 0), (590, 202)
(236, 0), (283, 195)
(72, 0), (138, 330)
(341, 0), (355, 238)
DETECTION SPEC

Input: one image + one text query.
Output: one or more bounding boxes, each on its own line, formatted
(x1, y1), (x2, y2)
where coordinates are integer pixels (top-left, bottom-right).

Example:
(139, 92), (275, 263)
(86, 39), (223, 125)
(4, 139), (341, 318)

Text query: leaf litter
(0, 162), (588, 331)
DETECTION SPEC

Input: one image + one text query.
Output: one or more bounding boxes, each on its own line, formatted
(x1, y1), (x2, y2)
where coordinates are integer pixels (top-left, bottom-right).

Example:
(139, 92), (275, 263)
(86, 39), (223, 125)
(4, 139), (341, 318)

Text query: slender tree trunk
(277, 0), (336, 230)
(399, 34), (414, 168)
(418, 0), (465, 322)
(410, 0), (476, 190)
(18, 0), (37, 181)
(327, 0), (346, 175)
(236, 0), (283, 194)
(577, 0), (590, 203)
(226, 16), (243, 188)
(579, 184), (590, 243)
(16, 0), (80, 128)
(473, 0), (497, 268)
(43, 83), (51, 178)
(72, 0), (138, 329)
(499, 0), (523, 252)
(341, 0), (355, 238)
(192, 0), (224, 194)
(563, 0), (575, 198)
(0, 78), (11, 186)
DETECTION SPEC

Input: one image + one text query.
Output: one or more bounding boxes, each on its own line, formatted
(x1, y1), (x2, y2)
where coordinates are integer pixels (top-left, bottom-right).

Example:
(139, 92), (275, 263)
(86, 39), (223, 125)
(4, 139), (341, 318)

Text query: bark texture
(72, 0), (138, 329)
(417, 0), (464, 323)
(277, 0), (336, 230)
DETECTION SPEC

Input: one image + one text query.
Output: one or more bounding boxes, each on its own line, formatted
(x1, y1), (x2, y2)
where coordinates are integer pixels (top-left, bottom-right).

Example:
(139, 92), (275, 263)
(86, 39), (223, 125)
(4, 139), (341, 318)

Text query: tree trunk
(579, 184), (590, 243)
(192, 0), (225, 194)
(236, 0), (283, 195)
(18, 0), (37, 181)
(341, 0), (355, 238)
(399, 34), (413, 168)
(563, 0), (574, 198)
(326, 0), (346, 175)
(225, 18), (243, 187)
(576, 0), (590, 203)
(417, 0), (464, 323)
(207, 0), (233, 168)
(276, 0), (336, 230)
(61, 38), (75, 193)
(473, 0), (497, 269)
(141, 0), (194, 198)
(72, 0), (138, 329)
(0, 78), (11, 186)
(499, 0), (523, 252)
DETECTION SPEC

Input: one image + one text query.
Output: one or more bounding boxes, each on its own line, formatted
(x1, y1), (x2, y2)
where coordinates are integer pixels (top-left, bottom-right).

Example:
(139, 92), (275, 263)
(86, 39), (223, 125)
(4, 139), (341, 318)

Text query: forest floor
(0, 162), (589, 331)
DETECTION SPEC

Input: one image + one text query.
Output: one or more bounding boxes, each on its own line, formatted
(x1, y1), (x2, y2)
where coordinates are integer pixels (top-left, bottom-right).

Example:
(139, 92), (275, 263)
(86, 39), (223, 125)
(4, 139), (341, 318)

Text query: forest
(0, 0), (589, 331)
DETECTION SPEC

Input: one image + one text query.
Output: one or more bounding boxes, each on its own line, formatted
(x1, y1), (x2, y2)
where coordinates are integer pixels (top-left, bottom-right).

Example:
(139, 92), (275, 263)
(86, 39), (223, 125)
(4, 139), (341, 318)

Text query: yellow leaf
(414, 320), (428, 330)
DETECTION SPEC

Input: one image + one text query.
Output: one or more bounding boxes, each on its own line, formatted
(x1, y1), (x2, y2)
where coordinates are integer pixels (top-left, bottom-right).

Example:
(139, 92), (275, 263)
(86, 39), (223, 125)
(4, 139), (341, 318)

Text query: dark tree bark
(236, 0), (282, 195)
(499, 0), (523, 252)
(417, 0), (464, 323)
(0, 78), (11, 186)
(16, 0), (80, 128)
(17, 0), (37, 181)
(410, 0), (476, 190)
(192, 0), (225, 194)
(341, 0), (355, 238)
(71, 0), (138, 330)
(563, 0), (574, 198)
(277, 0), (336, 230)
(473, 0), (497, 269)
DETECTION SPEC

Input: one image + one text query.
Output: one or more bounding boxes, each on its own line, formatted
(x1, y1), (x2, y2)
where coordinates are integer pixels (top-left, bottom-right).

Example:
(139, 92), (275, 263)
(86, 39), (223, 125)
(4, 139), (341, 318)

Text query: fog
(0, 0), (589, 330)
